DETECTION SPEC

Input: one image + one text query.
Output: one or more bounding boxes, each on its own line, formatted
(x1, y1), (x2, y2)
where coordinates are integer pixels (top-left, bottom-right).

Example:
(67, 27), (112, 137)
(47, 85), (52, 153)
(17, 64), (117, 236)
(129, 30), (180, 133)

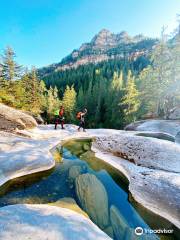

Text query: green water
(0, 139), (178, 240)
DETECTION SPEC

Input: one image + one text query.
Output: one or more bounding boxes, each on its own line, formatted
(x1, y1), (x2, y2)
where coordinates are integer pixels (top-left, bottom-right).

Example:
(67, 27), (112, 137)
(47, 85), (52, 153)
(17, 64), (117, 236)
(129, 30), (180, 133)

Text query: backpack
(54, 109), (59, 116)
(59, 109), (64, 117)
(76, 112), (82, 120)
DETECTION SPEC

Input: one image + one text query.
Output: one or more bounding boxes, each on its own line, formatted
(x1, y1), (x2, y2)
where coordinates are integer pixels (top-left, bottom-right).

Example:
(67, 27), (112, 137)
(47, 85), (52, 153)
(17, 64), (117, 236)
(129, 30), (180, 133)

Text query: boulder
(23, 111), (44, 124)
(33, 115), (44, 124)
(110, 205), (129, 240)
(94, 134), (180, 173)
(0, 103), (37, 131)
(169, 107), (180, 120)
(0, 204), (111, 240)
(125, 120), (180, 137)
(68, 164), (87, 182)
(63, 140), (84, 156)
(48, 197), (89, 218)
(110, 206), (157, 240)
(75, 173), (109, 229)
(175, 131), (180, 144)
(103, 226), (114, 239)
(83, 142), (91, 151)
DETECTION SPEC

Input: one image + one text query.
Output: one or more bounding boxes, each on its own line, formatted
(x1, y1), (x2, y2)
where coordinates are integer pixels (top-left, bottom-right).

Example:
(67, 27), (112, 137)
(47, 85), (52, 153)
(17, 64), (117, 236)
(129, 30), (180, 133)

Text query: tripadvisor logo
(135, 227), (144, 236)
(135, 227), (174, 236)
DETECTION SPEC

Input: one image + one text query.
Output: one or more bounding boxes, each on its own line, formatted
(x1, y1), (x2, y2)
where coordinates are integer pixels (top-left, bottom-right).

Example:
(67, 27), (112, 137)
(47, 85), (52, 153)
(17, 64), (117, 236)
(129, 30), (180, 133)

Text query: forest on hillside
(0, 24), (180, 129)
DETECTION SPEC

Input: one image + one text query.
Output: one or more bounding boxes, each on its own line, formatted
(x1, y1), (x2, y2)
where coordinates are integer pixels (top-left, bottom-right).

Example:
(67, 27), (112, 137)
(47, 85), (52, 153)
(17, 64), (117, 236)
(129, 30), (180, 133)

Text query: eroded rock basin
(0, 139), (178, 240)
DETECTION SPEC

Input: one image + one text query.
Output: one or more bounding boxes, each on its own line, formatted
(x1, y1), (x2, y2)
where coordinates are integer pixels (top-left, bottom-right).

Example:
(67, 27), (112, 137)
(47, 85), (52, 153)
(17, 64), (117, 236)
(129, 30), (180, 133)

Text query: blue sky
(0, 0), (180, 68)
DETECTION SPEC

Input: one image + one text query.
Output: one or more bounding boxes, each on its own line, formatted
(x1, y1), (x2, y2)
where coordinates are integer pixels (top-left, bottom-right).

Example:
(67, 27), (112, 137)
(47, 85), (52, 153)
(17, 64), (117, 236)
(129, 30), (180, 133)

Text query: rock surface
(169, 107), (180, 120)
(68, 165), (86, 182)
(125, 120), (180, 137)
(0, 204), (111, 240)
(109, 205), (156, 240)
(110, 205), (129, 240)
(135, 132), (175, 142)
(0, 132), (56, 187)
(92, 132), (180, 229)
(175, 131), (180, 144)
(0, 126), (74, 187)
(94, 134), (180, 173)
(48, 197), (89, 218)
(75, 173), (109, 229)
(0, 103), (37, 131)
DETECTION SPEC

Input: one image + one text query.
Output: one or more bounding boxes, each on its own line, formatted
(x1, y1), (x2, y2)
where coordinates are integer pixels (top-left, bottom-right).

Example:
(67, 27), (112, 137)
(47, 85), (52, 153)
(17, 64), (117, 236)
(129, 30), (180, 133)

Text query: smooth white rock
(94, 134), (180, 173)
(125, 120), (180, 137)
(0, 204), (111, 240)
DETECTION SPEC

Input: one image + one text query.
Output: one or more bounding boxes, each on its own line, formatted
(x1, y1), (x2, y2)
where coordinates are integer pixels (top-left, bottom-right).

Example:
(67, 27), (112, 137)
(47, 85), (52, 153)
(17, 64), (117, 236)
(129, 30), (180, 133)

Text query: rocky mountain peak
(38, 29), (157, 74)
(91, 29), (115, 48)
(91, 29), (134, 49)
(97, 29), (112, 36)
(116, 31), (131, 42)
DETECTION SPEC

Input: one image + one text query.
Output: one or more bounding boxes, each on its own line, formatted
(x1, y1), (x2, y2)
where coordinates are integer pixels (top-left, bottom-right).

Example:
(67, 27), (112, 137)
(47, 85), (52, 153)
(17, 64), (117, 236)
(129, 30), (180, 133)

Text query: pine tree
(167, 18), (180, 117)
(47, 86), (55, 115)
(20, 67), (47, 114)
(39, 80), (48, 112)
(111, 71), (123, 91)
(0, 46), (22, 82)
(120, 70), (140, 123)
(0, 47), (22, 104)
(46, 86), (60, 121)
(27, 68), (40, 113)
(62, 85), (77, 122)
(77, 86), (84, 110)
(12, 80), (26, 108)
(105, 71), (124, 128)
(152, 28), (171, 116)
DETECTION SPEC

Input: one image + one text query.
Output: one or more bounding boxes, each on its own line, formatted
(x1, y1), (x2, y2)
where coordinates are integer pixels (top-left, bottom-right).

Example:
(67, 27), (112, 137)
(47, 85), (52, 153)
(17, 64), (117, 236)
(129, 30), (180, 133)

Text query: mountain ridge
(38, 29), (158, 77)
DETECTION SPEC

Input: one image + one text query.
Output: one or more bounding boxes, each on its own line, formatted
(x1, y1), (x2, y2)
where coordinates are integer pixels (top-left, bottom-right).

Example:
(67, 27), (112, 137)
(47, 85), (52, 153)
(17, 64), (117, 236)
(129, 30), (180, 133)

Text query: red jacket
(59, 109), (64, 117)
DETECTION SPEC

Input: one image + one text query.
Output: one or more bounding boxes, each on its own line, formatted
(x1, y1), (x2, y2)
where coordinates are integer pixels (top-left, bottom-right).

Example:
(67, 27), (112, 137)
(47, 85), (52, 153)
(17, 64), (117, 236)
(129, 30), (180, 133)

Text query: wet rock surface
(109, 205), (156, 240)
(75, 173), (109, 229)
(110, 205), (129, 240)
(68, 165), (87, 182)
(48, 197), (89, 218)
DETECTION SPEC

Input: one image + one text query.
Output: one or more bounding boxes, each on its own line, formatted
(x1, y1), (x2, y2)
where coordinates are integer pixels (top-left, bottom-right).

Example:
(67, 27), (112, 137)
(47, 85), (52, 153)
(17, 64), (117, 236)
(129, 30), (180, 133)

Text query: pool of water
(0, 139), (178, 240)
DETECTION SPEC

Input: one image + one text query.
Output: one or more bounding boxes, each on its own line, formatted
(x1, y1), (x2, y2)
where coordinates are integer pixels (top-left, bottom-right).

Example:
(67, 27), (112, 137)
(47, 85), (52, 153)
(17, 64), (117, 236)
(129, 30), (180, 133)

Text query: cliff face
(39, 29), (158, 76)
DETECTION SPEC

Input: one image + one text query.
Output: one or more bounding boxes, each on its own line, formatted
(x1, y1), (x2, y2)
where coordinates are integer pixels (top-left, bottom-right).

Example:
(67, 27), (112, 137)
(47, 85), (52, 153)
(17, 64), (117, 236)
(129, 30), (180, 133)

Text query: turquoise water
(0, 139), (178, 240)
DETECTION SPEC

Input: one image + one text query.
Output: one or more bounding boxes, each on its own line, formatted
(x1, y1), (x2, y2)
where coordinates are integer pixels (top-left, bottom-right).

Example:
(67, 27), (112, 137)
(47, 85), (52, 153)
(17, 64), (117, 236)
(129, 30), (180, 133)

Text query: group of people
(54, 106), (87, 132)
